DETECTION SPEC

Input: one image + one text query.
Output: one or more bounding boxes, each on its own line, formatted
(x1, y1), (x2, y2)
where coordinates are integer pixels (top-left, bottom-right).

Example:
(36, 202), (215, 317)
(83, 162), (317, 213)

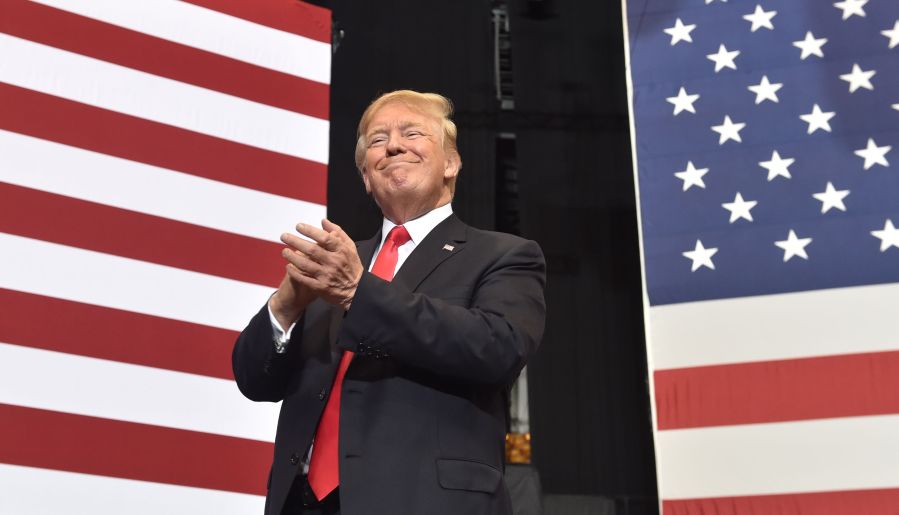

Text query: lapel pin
(442, 244), (455, 252)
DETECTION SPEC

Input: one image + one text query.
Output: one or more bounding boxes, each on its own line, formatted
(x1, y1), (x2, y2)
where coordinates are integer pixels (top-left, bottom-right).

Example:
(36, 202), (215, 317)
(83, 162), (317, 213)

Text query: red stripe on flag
(0, 183), (284, 288)
(183, 0), (331, 44)
(0, 83), (327, 205)
(0, 0), (329, 119)
(0, 404), (272, 496)
(655, 351), (899, 430)
(0, 289), (238, 380)
(664, 488), (899, 515)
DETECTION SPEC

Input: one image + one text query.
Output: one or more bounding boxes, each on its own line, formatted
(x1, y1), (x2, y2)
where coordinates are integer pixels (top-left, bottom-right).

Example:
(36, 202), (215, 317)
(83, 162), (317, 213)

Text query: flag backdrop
(624, 0), (899, 512)
(0, 1), (330, 512)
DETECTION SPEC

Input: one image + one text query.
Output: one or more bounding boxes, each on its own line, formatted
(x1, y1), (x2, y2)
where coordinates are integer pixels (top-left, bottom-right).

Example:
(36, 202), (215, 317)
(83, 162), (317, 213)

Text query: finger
(281, 233), (324, 260)
(321, 218), (353, 246)
(321, 218), (343, 234)
(285, 263), (321, 291)
(296, 222), (332, 246)
(300, 221), (342, 252)
(282, 248), (323, 277)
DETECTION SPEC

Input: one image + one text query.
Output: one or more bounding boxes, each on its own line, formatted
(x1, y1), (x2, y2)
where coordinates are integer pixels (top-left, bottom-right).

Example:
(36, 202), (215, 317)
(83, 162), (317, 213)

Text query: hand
(280, 219), (364, 311)
(269, 268), (316, 331)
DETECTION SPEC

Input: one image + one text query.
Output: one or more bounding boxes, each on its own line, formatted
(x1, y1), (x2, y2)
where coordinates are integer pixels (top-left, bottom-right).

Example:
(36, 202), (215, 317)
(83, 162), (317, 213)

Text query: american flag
(624, 0), (899, 512)
(0, 1), (329, 512)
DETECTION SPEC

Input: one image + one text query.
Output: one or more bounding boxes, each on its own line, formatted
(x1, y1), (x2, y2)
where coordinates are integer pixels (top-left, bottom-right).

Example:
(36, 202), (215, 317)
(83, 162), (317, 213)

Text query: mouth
(378, 161), (418, 171)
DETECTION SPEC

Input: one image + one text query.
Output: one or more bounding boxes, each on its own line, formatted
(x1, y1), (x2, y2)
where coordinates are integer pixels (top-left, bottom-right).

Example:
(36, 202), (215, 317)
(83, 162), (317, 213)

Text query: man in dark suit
(233, 90), (546, 515)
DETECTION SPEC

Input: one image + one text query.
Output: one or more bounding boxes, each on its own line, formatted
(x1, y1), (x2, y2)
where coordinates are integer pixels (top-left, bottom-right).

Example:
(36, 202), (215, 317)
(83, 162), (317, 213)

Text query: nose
(385, 130), (405, 155)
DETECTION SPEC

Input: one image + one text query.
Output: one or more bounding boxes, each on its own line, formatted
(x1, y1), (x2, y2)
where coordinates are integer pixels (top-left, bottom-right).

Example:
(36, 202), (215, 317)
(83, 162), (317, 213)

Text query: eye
(405, 130), (422, 138)
(369, 136), (387, 146)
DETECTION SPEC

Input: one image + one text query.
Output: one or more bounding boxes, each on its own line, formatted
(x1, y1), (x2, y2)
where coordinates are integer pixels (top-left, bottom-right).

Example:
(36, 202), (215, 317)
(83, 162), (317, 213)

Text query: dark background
(310, 1), (657, 512)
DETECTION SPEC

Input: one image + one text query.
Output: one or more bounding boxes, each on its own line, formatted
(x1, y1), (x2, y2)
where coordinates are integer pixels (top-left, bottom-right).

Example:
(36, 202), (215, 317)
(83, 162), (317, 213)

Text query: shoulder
(464, 222), (540, 249)
(472, 228), (531, 249)
(461, 224), (545, 266)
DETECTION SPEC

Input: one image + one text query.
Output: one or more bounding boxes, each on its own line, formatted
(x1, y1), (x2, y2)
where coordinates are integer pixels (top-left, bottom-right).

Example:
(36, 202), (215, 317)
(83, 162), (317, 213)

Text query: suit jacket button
(318, 388), (326, 401)
(289, 452), (300, 465)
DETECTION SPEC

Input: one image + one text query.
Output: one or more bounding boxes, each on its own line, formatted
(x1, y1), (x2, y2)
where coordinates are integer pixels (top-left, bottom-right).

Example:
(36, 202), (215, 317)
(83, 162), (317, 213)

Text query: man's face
(361, 102), (459, 220)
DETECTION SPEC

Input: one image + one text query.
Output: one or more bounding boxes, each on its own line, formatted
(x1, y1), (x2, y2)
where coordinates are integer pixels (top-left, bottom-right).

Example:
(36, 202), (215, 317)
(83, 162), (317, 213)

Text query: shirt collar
(379, 202), (454, 247)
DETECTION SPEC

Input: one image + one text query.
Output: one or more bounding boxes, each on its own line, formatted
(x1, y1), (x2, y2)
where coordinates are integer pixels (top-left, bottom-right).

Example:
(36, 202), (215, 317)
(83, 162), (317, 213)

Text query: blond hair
(354, 90), (461, 173)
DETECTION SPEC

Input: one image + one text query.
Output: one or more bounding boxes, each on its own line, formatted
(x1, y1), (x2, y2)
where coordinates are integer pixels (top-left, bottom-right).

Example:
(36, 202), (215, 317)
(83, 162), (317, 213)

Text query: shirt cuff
(268, 300), (298, 354)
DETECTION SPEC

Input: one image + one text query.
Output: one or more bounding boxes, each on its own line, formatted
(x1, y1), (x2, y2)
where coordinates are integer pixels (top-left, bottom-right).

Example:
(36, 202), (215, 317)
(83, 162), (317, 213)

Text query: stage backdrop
(0, 1), (329, 513)
(624, 0), (899, 513)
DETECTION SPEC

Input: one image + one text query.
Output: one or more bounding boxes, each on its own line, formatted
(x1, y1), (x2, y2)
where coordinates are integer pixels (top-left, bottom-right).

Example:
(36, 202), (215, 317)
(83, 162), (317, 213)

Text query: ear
(361, 167), (372, 194)
(443, 152), (461, 181)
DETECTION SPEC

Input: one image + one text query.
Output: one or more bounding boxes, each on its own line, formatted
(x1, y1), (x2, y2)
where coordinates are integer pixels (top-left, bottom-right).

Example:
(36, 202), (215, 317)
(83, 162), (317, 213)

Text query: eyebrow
(367, 120), (428, 137)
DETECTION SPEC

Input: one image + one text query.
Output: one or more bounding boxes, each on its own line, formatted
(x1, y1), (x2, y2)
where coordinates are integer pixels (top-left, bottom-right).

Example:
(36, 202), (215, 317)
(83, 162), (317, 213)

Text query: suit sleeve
(337, 238), (546, 385)
(232, 303), (304, 402)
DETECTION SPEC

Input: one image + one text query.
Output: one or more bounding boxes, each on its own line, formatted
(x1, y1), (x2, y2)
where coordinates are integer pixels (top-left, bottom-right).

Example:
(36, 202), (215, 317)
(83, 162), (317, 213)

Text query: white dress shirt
(268, 202), (454, 348)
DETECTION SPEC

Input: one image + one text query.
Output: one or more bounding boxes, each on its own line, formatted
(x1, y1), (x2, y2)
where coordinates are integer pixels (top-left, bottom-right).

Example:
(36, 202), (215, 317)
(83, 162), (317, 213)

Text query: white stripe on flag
(656, 414), (899, 500)
(29, 0), (331, 84)
(649, 282), (899, 370)
(0, 33), (329, 164)
(0, 464), (266, 515)
(0, 343), (278, 442)
(0, 233), (272, 331)
(0, 130), (326, 243)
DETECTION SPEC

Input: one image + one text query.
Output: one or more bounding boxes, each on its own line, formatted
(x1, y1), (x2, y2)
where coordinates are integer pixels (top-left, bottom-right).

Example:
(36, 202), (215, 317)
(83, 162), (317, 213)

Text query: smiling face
(361, 101), (460, 224)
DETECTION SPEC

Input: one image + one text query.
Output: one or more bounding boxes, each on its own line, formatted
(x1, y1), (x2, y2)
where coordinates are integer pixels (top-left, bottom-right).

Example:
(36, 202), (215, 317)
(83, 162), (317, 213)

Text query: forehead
(365, 102), (437, 133)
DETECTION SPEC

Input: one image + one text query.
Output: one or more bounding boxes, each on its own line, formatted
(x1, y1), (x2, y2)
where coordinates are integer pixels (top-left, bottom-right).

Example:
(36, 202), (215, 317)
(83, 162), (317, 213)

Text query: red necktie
(307, 225), (411, 500)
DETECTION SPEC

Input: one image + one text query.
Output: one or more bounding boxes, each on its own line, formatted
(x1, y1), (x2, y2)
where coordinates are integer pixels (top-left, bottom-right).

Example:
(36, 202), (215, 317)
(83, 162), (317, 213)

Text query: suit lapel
(392, 214), (468, 293)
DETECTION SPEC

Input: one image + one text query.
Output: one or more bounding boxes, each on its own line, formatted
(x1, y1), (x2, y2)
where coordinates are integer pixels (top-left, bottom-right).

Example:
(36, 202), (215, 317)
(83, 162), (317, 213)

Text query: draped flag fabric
(0, 1), (330, 512)
(623, 0), (899, 512)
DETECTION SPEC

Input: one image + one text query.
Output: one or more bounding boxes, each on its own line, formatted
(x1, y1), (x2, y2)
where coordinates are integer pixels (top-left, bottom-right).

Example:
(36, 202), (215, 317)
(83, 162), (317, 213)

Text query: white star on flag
(759, 150), (794, 180)
(871, 219), (899, 251)
(664, 18), (696, 45)
(712, 115), (745, 144)
(834, 0), (868, 20)
(706, 44), (740, 72)
(748, 75), (782, 104)
(674, 161), (709, 191)
(667, 87), (700, 115)
(854, 138), (891, 169)
(800, 104), (835, 134)
(722, 192), (757, 223)
(793, 31), (828, 59)
(840, 63), (876, 93)
(883, 20), (899, 49)
(743, 5), (777, 32)
(705, 0), (727, 4)
(683, 240), (718, 271)
(894, 103), (899, 112)
(812, 182), (849, 213)
(775, 230), (812, 261)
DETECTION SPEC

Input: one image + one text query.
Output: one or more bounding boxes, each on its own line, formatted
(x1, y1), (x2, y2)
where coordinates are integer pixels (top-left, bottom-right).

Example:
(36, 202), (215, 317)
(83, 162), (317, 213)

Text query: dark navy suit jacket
(233, 215), (546, 515)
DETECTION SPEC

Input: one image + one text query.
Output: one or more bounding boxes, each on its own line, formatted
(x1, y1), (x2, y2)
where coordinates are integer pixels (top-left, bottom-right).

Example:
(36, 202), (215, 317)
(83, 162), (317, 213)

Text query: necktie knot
(386, 225), (411, 248)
